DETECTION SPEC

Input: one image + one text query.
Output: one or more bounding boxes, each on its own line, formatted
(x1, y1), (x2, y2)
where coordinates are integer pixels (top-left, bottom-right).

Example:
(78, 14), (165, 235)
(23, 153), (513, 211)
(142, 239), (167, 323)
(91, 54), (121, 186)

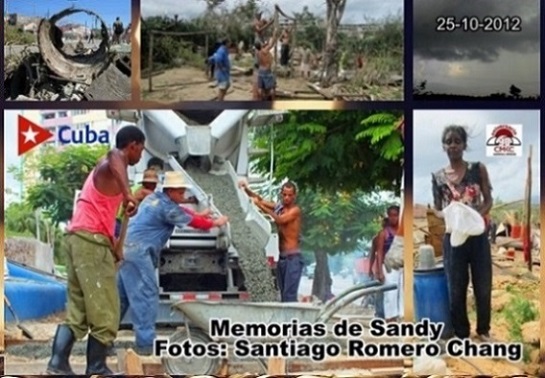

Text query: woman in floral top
(431, 125), (494, 341)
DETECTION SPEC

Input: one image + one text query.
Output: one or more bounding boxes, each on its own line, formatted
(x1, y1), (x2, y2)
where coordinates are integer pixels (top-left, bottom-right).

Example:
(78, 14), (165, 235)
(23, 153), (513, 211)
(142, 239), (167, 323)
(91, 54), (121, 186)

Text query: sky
(5, 110), (25, 203)
(4, 110), (129, 204)
(5, 0), (131, 28)
(413, 0), (540, 97)
(413, 110), (540, 206)
(141, 0), (403, 24)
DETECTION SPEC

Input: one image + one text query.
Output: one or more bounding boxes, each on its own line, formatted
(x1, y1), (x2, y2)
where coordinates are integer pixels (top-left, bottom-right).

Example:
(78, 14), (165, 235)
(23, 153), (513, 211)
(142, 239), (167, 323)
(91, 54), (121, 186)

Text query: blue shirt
(123, 192), (193, 264)
(209, 45), (230, 83)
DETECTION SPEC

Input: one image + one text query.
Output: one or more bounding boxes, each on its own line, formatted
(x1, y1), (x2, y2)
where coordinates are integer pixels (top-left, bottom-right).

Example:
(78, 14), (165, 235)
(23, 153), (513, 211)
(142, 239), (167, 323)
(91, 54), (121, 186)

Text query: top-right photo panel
(413, 0), (540, 101)
(140, 0), (403, 102)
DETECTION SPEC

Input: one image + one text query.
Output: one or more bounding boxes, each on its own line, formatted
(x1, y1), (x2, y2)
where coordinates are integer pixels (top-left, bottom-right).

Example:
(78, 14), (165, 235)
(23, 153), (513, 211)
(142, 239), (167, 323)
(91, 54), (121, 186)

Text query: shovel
(113, 213), (130, 262)
(4, 296), (34, 339)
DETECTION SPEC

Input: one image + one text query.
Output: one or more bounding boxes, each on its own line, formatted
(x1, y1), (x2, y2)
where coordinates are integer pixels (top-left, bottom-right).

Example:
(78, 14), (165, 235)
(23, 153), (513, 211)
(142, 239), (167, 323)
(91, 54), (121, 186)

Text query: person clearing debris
(382, 118), (405, 320)
(369, 217), (389, 318)
(46, 126), (145, 375)
(280, 25), (293, 68)
(253, 11), (274, 45)
(255, 32), (280, 101)
(239, 180), (302, 302)
(431, 125), (494, 341)
(117, 171), (229, 355)
(207, 37), (231, 101)
(377, 206), (403, 322)
(112, 17), (124, 45)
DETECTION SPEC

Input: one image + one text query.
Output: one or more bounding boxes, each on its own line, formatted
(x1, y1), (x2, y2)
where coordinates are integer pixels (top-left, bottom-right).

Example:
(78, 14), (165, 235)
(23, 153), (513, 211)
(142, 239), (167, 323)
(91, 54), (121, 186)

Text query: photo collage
(1, 0), (543, 376)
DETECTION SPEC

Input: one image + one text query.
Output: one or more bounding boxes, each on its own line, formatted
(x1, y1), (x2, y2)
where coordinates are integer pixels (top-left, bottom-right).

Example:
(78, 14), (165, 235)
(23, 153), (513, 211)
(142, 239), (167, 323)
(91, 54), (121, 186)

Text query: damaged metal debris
(4, 8), (131, 101)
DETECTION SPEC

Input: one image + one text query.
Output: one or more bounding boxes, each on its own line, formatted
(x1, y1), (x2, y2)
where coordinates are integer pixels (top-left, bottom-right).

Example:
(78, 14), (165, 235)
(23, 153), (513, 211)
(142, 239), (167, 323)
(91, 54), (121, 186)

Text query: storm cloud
(413, 0), (540, 63)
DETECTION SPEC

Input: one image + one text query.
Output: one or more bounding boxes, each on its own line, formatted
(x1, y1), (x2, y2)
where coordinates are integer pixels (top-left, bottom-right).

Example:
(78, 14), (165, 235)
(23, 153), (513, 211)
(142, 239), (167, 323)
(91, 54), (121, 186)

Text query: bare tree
(320, 0), (347, 87)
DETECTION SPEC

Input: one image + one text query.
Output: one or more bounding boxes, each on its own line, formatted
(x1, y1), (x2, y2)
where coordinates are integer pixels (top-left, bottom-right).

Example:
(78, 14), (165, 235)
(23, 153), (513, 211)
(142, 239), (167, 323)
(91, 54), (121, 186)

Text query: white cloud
(141, 0), (402, 23)
(413, 110), (540, 205)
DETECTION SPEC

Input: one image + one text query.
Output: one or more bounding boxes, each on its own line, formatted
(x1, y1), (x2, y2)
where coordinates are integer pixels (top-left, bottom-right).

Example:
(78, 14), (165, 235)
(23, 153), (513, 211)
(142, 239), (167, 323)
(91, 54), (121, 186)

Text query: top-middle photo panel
(140, 0), (403, 103)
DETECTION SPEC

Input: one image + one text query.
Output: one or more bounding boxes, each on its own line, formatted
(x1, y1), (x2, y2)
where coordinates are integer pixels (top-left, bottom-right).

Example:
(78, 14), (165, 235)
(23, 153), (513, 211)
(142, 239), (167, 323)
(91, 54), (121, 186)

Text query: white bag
(442, 201), (485, 247)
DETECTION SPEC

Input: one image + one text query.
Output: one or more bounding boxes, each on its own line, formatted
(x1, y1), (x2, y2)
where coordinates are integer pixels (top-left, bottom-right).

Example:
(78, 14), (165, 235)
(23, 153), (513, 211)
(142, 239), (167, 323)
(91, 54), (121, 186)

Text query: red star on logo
(18, 115), (54, 156)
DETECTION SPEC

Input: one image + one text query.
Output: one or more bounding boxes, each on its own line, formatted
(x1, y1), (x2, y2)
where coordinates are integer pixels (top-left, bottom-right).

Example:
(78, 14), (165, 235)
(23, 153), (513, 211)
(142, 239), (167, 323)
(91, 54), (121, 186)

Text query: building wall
(20, 110), (41, 124)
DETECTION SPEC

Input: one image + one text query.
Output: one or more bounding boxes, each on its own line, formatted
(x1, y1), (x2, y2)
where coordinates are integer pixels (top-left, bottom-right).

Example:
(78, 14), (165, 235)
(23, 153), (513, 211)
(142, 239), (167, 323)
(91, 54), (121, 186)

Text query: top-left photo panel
(140, 0), (403, 102)
(4, 0), (132, 102)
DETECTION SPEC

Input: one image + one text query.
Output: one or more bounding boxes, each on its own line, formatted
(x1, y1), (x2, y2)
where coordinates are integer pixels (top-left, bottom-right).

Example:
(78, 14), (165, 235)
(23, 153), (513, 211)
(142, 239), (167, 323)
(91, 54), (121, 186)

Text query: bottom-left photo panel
(3, 108), (405, 375)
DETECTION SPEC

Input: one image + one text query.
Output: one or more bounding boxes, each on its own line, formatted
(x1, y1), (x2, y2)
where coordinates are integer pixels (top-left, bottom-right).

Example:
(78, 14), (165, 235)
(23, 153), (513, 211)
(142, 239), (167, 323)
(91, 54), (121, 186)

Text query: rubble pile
(4, 8), (131, 101)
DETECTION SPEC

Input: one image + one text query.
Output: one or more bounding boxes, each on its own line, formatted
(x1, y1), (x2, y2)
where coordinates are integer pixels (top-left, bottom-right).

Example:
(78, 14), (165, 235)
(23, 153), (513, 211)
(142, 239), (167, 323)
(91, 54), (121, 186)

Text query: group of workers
(45, 125), (304, 374)
(206, 7), (301, 101)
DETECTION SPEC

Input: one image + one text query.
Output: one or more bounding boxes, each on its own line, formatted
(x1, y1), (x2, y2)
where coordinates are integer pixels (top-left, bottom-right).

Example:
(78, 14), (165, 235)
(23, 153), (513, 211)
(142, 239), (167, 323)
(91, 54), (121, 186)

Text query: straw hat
(141, 169), (159, 184)
(162, 171), (192, 189)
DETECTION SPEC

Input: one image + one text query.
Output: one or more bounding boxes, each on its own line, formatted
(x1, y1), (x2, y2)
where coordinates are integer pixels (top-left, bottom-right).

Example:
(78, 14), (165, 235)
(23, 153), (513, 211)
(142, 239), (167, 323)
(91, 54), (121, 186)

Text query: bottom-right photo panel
(412, 109), (541, 375)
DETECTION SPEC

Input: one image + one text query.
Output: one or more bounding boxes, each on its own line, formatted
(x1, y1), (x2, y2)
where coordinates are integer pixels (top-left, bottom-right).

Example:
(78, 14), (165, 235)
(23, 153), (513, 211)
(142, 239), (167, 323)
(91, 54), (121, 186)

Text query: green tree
(10, 144), (109, 225)
(297, 189), (394, 300)
(5, 201), (66, 264)
(251, 110), (404, 299)
(252, 110), (403, 194)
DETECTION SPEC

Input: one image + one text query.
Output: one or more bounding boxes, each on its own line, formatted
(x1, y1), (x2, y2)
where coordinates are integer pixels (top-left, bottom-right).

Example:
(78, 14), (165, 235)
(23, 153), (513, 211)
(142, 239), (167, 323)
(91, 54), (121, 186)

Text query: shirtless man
(46, 126), (145, 375)
(255, 33), (280, 101)
(239, 180), (302, 302)
(252, 12), (275, 100)
(376, 206), (402, 322)
(253, 11), (274, 45)
(280, 26), (292, 67)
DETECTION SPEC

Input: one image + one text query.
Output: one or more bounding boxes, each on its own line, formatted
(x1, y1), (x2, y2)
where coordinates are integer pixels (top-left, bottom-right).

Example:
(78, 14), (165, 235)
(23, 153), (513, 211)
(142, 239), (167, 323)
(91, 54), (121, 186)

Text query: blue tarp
(5, 261), (67, 322)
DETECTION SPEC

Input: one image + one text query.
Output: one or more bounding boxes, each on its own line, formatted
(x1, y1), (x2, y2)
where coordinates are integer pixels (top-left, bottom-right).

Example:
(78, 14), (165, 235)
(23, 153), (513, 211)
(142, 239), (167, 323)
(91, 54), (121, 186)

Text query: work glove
(384, 235), (404, 272)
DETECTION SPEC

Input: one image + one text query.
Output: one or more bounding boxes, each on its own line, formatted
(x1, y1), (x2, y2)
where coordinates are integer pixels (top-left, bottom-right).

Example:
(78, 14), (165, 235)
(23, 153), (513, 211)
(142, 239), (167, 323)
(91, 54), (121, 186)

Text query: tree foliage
(12, 145), (109, 225)
(252, 110), (404, 195)
(249, 110), (403, 300)
(298, 189), (394, 255)
(140, 1), (392, 71)
(5, 199), (66, 264)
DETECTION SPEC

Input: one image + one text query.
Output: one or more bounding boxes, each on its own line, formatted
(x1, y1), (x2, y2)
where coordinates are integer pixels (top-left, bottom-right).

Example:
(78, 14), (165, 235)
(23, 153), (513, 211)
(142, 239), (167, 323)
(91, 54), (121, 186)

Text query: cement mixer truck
(101, 109), (287, 327)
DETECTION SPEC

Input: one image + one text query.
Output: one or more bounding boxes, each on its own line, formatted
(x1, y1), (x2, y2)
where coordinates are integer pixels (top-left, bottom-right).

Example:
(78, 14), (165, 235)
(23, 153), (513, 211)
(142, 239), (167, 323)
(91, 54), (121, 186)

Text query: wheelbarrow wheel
(162, 327), (221, 375)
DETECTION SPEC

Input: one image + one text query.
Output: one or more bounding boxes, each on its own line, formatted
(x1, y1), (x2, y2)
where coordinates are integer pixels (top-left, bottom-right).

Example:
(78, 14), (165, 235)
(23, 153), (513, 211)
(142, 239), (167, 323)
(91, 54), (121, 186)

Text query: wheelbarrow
(162, 280), (398, 375)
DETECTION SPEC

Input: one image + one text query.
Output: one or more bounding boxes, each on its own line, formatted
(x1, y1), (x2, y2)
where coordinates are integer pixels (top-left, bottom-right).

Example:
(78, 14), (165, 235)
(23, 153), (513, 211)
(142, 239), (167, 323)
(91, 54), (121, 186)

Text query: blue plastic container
(7, 261), (60, 283)
(413, 266), (453, 339)
(5, 262), (67, 322)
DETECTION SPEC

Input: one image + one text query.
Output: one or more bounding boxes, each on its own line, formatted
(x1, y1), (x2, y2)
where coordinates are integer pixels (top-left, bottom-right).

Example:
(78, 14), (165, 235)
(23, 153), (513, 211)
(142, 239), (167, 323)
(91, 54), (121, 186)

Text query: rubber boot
(45, 324), (76, 375)
(85, 335), (120, 375)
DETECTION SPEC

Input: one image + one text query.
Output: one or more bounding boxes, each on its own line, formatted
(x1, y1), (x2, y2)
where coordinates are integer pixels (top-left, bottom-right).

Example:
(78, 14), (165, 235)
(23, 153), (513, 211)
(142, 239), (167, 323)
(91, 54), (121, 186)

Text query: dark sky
(413, 0), (540, 96)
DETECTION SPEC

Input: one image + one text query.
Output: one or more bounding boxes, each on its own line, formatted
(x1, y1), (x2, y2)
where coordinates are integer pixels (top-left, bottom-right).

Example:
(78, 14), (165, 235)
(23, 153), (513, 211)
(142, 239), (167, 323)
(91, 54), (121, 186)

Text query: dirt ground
(142, 66), (321, 102)
(141, 62), (402, 102)
(413, 216), (542, 376)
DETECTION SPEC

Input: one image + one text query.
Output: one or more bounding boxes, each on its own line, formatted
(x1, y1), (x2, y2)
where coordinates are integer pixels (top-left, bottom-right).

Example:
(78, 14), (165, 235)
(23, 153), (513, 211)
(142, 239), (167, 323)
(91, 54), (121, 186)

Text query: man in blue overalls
(117, 171), (228, 355)
(239, 180), (303, 302)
